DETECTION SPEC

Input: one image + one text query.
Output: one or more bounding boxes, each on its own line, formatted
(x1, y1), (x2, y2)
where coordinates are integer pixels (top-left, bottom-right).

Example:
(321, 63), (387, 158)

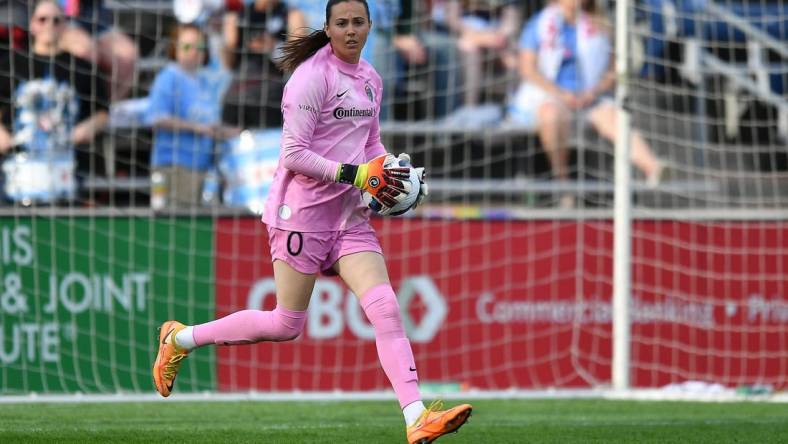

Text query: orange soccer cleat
(406, 400), (472, 444)
(152, 320), (189, 397)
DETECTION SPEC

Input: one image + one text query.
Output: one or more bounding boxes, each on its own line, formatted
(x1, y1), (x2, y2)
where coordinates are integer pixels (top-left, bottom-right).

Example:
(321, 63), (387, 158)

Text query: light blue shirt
(145, 64), (227, 171)
(520, 14), (581, 93)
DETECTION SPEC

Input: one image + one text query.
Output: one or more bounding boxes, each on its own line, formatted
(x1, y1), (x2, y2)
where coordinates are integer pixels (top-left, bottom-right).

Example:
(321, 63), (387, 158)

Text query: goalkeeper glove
(396, 153), (429, 208)
(336, 154), (411, 208)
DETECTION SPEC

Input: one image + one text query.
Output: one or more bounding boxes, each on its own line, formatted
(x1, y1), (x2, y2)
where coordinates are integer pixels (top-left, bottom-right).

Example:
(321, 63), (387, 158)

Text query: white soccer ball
(362, 167), (421, 216)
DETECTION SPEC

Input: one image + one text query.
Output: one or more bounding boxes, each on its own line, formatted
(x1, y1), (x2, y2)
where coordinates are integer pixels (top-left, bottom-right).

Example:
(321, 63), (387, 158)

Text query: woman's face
(30, 2), (66, 48)
(325, 1), (370, 64)
(176, 28), (205, 71)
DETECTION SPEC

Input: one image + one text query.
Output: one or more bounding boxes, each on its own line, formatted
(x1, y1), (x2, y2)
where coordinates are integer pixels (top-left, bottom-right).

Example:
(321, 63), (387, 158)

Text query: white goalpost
(612, 0), (634, 392)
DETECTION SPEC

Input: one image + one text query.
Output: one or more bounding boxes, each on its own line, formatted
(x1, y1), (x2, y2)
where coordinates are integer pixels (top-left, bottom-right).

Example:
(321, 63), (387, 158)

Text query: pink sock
(192, 306), (306, 347)
(361, 284), (421, 409)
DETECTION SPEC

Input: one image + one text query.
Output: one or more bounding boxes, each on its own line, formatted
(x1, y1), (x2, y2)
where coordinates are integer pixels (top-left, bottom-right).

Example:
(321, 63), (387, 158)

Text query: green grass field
(1, 399), (786, 443)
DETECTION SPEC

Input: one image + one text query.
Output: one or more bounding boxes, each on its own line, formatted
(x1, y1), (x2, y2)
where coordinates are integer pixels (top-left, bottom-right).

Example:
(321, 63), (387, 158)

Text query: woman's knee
(269, 306), (307, 342)
(537, 101), (570, 143)
(361, 285), (404, 338)
(365, 293), (402, 324)
(588, 103), (618, 137)
(538, 102), (569, 133)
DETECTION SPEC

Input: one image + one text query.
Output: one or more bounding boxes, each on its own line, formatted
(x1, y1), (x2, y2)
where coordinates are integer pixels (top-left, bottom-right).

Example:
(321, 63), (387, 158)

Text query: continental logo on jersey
(333, 107), (375, 120)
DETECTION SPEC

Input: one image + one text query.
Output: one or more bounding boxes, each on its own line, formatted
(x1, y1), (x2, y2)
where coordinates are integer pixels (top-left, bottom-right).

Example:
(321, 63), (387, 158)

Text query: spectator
(0, 0), (109, 203)
(145, 24), (238, 209)
(383, 0), (459, 121)
(367, 0), (457, 121)
(222, 0), (306, 129)
(509, 0), (663, 207)
(456, 0), (521, 108)
(58, 0), (139, 101)
(415, 0), (464, 118)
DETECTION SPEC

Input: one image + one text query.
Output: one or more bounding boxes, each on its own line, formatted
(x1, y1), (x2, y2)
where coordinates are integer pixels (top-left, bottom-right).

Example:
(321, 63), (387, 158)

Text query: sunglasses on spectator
(35, 15), (64, 25)
(179, 43), (206, 51)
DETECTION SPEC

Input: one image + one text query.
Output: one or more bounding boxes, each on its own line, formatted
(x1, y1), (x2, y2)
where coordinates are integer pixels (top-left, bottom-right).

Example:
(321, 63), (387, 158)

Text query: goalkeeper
(153, 1), (470, 443)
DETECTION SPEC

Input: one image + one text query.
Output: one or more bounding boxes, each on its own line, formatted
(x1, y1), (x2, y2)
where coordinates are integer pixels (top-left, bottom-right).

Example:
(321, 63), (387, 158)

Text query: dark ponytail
(275, 0), (370, 72)
(276, 30), (330, 72)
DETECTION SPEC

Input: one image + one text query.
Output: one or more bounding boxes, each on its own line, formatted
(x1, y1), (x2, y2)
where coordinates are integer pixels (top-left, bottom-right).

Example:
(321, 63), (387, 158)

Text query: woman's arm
(0, 121), (12, 154)
(151, 117), (211, 136)
(520, 49), (561, 96)
(145, 67), (216, 136)
(280, 144), (341, 182)
(71, 111), (109, 144)
(287, 9), (309, 38)
(443, 0), (464, 35)
(222, 12), (239, 68)
(499, 5), (522, 41)
(279, 69), (340, 182)
(458, 5), (522, 49)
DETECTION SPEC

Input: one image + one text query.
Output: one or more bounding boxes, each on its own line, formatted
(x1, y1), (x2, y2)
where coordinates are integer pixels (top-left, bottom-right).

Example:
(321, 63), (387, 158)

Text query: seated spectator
(338, 0), (419, 121)
(0, 0), (109, 203)
(381, 0), (461, 120)
(222, 0), (306, 129)
(145, 24), (238, 209)
(508, 0), (663, 207)
(455, 0), (521, 108)
(415, 0), (464, 119)
(58, 0), (139, 101)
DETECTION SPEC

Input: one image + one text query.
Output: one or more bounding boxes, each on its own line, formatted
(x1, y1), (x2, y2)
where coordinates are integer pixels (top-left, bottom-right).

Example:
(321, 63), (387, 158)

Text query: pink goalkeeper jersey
(262, 44), (386, 232)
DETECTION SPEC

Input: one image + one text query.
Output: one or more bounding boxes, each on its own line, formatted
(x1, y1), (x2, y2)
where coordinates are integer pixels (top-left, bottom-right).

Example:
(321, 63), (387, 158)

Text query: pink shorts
(267, 221), (383, 276)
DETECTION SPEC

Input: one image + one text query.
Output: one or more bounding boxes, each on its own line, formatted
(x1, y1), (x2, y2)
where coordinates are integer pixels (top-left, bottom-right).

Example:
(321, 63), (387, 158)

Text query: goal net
(0, 0), (786, 397)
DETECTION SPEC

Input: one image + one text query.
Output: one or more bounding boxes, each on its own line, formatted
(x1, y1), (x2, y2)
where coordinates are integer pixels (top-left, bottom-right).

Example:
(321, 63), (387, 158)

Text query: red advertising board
(214, 218), (787, 391)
